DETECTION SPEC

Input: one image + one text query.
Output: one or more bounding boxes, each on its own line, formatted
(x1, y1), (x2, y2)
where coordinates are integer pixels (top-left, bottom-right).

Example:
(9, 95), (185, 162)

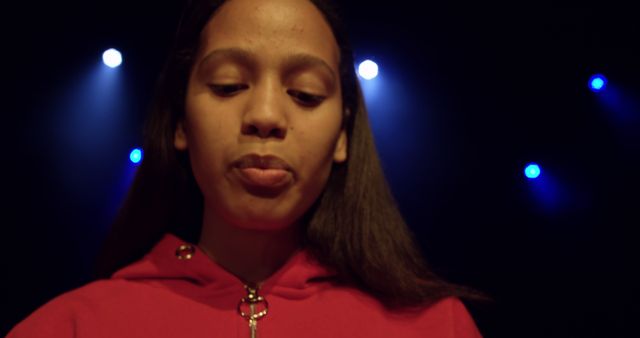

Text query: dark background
(3, 1), (638, 337)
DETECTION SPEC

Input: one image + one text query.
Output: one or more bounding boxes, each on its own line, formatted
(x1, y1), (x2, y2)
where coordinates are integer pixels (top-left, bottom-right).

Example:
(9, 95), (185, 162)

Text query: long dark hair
(96, 0), (484, 310)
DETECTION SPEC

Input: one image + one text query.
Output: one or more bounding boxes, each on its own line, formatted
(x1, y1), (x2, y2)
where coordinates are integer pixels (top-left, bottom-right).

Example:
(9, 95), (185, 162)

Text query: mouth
(233, 154), (292, 171)
(232, 154), (294, 194)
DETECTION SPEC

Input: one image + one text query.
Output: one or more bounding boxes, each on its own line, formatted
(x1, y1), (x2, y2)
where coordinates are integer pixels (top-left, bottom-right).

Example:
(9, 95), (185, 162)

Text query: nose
(241, 79), (288, 140)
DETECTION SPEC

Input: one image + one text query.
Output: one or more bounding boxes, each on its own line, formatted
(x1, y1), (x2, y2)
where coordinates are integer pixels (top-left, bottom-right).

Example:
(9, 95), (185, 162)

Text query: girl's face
(175, 0), (347, 231)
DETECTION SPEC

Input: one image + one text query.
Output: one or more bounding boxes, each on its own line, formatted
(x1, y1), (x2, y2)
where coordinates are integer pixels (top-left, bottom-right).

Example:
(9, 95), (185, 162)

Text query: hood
(111, 233), (337, 300)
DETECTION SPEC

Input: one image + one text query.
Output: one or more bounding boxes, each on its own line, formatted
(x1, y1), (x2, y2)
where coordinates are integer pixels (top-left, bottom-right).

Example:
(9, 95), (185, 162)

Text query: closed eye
(208, 84), (249, 97)
(287, 89), (326, 107)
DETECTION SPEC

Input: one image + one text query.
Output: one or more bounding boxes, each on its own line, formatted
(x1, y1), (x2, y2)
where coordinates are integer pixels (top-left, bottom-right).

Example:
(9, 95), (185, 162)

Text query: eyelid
(287, 89), (326, 107)
(208, 83), (249, 97)
(207, 84), (326, 107)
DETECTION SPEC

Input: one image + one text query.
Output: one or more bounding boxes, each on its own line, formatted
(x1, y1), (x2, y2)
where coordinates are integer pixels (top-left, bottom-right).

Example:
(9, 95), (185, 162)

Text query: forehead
(196, 0), (340, 70)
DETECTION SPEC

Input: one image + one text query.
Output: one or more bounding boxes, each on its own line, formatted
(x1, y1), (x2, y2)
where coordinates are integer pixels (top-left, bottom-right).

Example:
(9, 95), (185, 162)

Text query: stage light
(129, 148), (143, 164)
(589, 74), (607, 92)
(358, 60), (379, 80)
(524, 163), (541, 179)
(102, 48), (122, 68)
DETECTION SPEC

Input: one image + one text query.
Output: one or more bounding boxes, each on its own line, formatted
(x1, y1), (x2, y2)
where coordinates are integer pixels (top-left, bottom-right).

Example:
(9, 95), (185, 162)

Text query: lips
(233, 154), (292, 171)
(232, 154), (294, 193)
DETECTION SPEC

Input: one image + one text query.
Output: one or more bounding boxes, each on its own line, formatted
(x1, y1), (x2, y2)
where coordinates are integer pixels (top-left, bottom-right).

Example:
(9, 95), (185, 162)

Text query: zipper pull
(249, 317), (257, 338)
(238, 284), (269, 338)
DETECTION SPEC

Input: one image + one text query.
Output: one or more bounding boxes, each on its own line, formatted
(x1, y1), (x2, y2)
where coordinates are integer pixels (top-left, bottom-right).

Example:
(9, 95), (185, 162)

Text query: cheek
(188, 120), (219, 157)
(185, 104), (238, 184)
(186, 93), (238, 150)
(295, 119), (342, 178)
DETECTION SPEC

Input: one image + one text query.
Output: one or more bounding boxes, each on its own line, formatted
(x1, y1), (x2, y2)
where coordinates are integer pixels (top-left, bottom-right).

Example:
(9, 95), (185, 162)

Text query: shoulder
(310, 286), (482, 337)
(414, 297), (483, 338)
(6, 279), (154, 338)
(333, 290), (482, 337)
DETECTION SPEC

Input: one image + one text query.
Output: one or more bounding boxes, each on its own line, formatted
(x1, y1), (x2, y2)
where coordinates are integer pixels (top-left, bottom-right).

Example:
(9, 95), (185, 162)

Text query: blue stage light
(589, 74), (607, 92)
(524, 163), (541, 179)
(102, 48), (123, 68)
(129, 148), (143, 164)
(358, 60), (379, 80)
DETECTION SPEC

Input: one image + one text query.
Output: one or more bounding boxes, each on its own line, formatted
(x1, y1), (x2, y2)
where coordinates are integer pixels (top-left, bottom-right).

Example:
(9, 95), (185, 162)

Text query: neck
(197, 205), (302, 286)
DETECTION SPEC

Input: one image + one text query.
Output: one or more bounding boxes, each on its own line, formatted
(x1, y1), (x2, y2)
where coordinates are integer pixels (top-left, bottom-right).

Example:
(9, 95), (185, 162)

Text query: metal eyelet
(175, 244), (196, 260)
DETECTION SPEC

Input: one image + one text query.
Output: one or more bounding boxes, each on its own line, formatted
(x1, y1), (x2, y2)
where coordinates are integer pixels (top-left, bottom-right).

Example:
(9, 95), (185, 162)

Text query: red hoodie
(8, 234), (482, 337)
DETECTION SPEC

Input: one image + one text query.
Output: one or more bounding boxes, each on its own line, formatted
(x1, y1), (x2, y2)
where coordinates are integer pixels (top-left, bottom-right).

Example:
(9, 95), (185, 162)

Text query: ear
(333, 128), (348, 163)
(174, 120), (188, 150)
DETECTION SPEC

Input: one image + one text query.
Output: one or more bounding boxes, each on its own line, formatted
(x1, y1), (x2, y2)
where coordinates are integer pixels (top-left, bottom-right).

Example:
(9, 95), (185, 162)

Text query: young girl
(8, 0), (484, 337)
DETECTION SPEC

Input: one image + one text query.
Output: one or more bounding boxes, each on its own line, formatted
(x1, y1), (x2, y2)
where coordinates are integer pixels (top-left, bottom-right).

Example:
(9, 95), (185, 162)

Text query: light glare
(525, 163), (541, 179)
(589, 74), (607, 92)
(129, 148), (143, 164)
(358, 60), (379, 80)
(103, 48), (123, 68)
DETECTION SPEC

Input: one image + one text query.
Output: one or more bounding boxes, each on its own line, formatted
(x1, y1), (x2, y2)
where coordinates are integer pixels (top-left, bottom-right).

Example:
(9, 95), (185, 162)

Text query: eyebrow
(198, 48), (337, 82)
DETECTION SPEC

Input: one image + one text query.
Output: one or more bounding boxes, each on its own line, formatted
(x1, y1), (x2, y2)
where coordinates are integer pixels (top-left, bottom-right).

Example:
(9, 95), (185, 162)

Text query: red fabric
(8, 234), (482, 337)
